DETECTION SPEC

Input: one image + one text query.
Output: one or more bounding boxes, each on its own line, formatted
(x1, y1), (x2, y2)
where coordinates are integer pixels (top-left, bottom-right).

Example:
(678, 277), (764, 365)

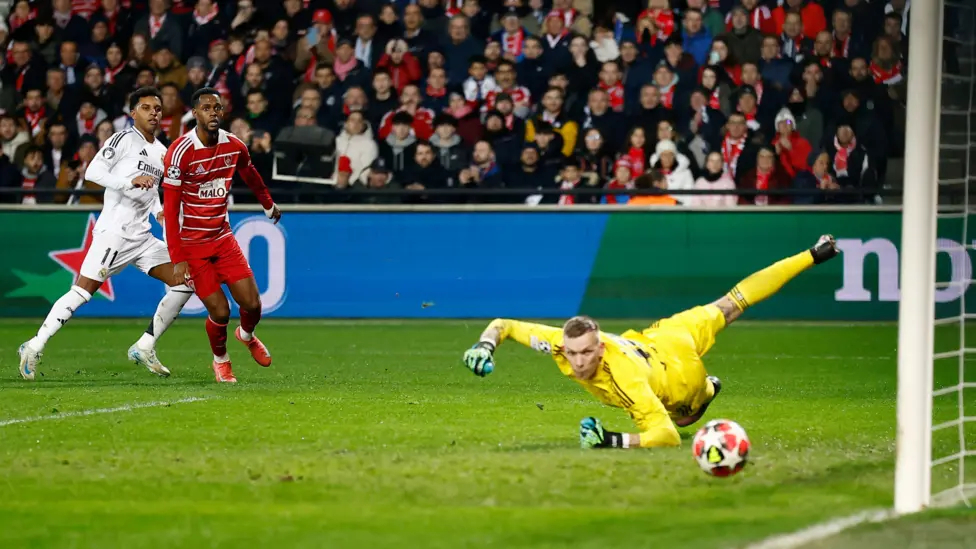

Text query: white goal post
(896, 0), (976, 514)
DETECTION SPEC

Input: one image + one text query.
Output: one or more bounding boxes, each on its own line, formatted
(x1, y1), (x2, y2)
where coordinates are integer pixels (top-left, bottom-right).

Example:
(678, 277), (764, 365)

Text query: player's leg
(18, 231), (124, 380)
(126, 238), (194, 376)
(226, 277), (271, 367)
(218, 241), (272, 367)
(191, 257), (238, 383)
(710, 234), (838, 327)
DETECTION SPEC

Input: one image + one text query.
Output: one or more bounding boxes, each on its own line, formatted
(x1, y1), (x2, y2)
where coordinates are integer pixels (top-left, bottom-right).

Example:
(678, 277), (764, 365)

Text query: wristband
(475, 340), (496, 353)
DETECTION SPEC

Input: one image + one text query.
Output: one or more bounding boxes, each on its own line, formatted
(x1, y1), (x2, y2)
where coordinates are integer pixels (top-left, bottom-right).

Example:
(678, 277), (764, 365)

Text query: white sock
(137, 284), (193, 350)
(238, 328), (253, 341)
(30, 285), (91, 352)
(214, 354), (230, 363)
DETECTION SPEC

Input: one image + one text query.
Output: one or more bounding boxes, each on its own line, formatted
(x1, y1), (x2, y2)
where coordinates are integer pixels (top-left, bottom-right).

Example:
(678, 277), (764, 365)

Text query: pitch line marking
(0, 396), (212, 427)
(743, 509), (897, 549)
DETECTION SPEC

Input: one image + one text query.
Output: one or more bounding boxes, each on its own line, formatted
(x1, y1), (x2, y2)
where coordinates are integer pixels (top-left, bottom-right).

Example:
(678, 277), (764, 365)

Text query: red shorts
(183, 239), (253, 299)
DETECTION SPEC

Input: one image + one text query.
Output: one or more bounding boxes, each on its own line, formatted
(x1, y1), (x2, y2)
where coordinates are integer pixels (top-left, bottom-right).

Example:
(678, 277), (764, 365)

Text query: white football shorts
(79, 230), (172, 282)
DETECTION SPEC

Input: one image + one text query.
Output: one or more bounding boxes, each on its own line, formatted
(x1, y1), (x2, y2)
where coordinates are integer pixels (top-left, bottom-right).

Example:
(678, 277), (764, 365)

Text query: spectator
(376, 38), (422, 95)
(18, 88), (50, 139)
(153, 46), (187, 89)
(628, 171), (677, 206)
(633, 85), (669, 140)
(772, 108), (812, 180)
(134, 0), (183, 59)
(52, 0), (90, 45)
(186, 0), (225, 60)
(400, 141), (450, 203)
(580, 88), (624, 155)
(687, 0), (725, 38)
(355, 158), (402, 205)
(690, 151), (737, 208)
(379, 111), (419, 173)
(650, 139), (694, 204)
(681, 8), (713, 68)
(459, 140), (504, 202)
(771, 0), (826, 40)
(483, 110), (521, 169)
(444, 15), (482, 85)
(159, 83), (187, 142)
(75, 99), (108, 137)
(577, 127), (614, 188)
(243, 90), (282, 136)
(737, 146), (790, 205)
(1, 115), (31, 166)
(509, 144), (550, 206)
(779, 12), (812, 64)
(14, 146), (57, 205)
(621, 125), (649, 177)
(430, 113), (469, 185)
(793, 150), (842, 205)
(759, 36), (793, 91)
(95, 120), (115, 148)
(56, 134), (99, 205)
(525, 87), (577, 157)
(46, 68), (73, 119)
(31, 19), (60, 66)
(685, 88), (724, 167)
(602, 158), (635, 205)
(294, 9), (338, 79)
(722, 6), (763, 66)
(377, 84), (435, 141)
(2, 41), (46, 99)
(334, 110), (378, 186)
(826, 118), (877, 203)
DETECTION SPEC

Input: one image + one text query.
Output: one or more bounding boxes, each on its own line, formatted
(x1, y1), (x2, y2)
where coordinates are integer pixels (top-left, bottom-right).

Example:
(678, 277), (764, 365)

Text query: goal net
(931, 0), (976, 507)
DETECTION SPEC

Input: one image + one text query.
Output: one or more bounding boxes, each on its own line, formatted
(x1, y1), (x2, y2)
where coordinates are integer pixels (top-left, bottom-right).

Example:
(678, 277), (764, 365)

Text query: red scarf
(426, 85), (447, 98)
(25, 107), (45, 134)
(80, 115), (96, 135)
(9, 8), (37, 32)
(709, 88), (720, 110)
(104, 6), (120, 34)
(72, 0), (100, 20)
(302, 32), (337, 82)
(105, 63), (125, 84)
(16, 63), (32, 92)
(870, 60), (903, 85)
(558, 178), (580, 206)
(149, 14), (165, 38)
(502, 29), (525, 57)
(661, 85), (675, 109)
(599, 81), (625, 112)
(560, 8), (578, 28)
(741, 109), (759, 131)
(20, 169), (38, 204)
(752, 80), (764, 104)
(722, 134), (746, 175)
(754, 169), (770, 206)
(194, 5), (219, 26)
(832, 33), (850, 58)
(833, 136), (857, 176)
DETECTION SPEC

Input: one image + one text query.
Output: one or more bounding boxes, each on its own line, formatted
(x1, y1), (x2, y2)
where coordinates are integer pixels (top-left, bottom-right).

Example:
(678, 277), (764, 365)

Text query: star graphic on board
(48, 213), (114, 300)
(4, 269), (74, 303)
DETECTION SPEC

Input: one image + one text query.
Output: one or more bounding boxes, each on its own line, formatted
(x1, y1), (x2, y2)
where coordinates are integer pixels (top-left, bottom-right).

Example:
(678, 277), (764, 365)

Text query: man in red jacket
(772, 108), (812, 180)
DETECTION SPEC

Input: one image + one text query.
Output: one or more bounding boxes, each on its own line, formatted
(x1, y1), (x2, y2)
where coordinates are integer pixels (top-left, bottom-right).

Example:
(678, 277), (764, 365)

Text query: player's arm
(85, 133), (152, 190)
(161, 145), (187, 266)
(462, 318), (562, 376)
(581, 363), (680, 450)
(234, 137), (281, 223)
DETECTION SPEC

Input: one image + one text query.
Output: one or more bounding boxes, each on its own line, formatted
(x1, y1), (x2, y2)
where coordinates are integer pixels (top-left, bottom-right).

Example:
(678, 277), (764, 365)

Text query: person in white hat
(649, 138), (695, 204)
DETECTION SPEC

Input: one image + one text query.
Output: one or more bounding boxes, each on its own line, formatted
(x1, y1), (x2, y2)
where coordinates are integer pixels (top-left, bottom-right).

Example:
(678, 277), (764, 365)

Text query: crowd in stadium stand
(0, 0), (924, 205)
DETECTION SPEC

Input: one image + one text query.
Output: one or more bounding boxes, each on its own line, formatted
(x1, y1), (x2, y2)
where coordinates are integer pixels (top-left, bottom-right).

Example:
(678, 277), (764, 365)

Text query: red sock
(205, 316), (228, 357)
(240, 305), (261, 334)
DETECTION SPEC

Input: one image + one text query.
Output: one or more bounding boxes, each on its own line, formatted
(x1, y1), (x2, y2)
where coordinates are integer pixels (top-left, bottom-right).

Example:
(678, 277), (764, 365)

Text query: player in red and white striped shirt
(162, 88), (282, 383)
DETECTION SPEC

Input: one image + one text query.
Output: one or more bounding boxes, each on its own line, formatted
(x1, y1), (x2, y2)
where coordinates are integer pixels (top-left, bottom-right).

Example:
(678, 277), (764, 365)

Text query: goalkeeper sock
(137, 284), (193, 350)
(206, 316), (229, 361)
(725, 251), (814, 312)
(238, 305), (261, 341)
(30, 285), (91, 351)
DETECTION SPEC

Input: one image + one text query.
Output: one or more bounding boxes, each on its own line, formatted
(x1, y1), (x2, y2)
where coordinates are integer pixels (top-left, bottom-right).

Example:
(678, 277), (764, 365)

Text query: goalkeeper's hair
(563, 316), (600, 338)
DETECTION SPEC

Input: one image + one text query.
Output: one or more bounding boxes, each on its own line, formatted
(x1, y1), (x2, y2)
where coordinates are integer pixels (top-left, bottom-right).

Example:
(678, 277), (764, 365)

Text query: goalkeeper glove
(579, 417), (626, 449)
(463, 341), (495, 377)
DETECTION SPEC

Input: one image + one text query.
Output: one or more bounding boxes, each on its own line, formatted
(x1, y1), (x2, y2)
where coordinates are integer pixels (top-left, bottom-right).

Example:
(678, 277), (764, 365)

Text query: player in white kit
(17, 88), (194, 380)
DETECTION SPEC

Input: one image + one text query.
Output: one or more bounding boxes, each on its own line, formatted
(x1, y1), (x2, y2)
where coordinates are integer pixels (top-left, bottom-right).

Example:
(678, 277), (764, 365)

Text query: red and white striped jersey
(162, 129), (250, 245)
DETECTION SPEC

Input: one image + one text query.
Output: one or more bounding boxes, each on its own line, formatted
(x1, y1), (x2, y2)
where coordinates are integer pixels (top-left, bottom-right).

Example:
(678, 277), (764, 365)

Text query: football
(692, 419), (751, 477)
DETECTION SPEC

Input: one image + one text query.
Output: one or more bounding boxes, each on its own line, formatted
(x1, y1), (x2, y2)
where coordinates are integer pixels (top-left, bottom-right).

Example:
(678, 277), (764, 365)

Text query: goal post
(894, 0), (945, 515)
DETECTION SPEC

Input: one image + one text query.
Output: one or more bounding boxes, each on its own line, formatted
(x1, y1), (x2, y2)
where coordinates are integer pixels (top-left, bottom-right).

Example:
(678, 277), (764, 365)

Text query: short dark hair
(129, 86), (162, 110)
(158, 82), (180, 93)
(191, 87), (221, 107)
(23, 144), (44, 158)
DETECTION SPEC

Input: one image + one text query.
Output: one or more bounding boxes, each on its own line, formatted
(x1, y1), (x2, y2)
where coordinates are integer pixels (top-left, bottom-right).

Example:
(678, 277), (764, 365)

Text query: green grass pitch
(0, 318), (973, 548)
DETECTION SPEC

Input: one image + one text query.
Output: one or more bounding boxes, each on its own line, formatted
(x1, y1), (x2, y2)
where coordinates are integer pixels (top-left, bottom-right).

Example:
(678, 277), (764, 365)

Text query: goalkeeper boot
(212, 359), (238, 383)
(17, 342), (41, 381)
(674, 376), (722, 428)
(128, 343), (171, 377)
(810, 234), (839, 265)
(235, 327), (272, 367)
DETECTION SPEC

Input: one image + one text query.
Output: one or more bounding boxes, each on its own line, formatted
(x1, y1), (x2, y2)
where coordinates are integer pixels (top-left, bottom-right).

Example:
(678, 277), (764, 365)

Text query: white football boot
(128, 343), (171, 377)
(17, 342), (40, 380)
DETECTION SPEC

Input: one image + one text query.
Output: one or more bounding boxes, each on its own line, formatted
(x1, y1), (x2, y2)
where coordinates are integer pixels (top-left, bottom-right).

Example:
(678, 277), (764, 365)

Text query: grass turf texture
(0, 319), (972, 549)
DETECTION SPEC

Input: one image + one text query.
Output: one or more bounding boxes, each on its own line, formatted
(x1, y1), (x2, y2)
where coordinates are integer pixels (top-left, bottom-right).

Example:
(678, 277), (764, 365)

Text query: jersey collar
(190, 128), (229, 149)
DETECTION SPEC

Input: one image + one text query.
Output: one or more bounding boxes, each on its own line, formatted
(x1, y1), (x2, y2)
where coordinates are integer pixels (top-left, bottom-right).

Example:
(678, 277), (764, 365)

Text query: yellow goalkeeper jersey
(488, 318), (717, 448)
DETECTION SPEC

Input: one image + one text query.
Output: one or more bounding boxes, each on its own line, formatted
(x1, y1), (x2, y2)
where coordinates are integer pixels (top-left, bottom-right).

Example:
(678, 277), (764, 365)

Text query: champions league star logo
(102, 147), (115, 159)
(48, 214), (116, 301)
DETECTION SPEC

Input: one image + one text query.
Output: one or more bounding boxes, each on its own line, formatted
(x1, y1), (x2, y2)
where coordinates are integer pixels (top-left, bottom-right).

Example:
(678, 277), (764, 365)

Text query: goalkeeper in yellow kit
(461, 235), (839, 449)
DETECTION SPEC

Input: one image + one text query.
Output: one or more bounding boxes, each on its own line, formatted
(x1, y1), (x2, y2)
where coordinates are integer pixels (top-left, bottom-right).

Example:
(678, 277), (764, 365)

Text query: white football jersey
(85, 129), (168, 240)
